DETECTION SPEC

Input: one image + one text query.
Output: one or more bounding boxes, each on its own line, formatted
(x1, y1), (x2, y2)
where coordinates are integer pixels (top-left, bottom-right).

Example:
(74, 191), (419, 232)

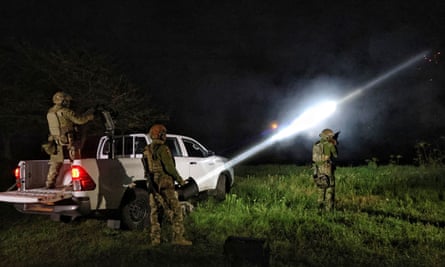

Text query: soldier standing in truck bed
(45, 91), (94, 189)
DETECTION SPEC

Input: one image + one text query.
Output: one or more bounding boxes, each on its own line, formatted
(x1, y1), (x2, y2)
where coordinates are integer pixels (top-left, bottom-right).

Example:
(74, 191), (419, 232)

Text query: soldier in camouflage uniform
(312, 128), (338, 211)
(144, 124), (192, 246)
(45, 92), (94, 189)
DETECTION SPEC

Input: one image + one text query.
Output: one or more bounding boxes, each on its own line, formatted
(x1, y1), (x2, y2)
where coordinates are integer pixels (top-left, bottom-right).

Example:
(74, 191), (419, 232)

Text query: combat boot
(151, 237), (161, 246)
(46, 182), (55, 189)
(172, 238), (192, 246)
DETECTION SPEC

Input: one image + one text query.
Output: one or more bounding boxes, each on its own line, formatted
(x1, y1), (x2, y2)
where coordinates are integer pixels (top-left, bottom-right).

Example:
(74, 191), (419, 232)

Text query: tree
(0, 42), (168, 160)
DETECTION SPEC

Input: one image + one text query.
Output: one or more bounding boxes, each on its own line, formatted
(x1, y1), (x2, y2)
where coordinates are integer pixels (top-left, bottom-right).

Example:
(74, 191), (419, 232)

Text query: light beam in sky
(196, 50), (429, 185)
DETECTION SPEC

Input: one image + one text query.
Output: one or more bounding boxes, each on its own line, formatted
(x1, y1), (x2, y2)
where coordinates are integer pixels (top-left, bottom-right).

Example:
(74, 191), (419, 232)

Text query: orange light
(71, 165), (96, 191)
(270, 122), (278, 130)
(14, 167), (20, 179)
(14, 167), (21, 189)
(72, 167), (80, 179)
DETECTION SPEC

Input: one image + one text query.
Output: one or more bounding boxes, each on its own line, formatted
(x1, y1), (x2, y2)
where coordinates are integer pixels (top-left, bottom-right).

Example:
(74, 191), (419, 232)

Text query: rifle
(141, 158), (159, 194)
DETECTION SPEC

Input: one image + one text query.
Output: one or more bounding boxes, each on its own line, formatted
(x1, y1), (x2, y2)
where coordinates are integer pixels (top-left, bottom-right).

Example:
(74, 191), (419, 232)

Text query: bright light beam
(339, 50), (428, 105)
(270, 101), (337, 141)
(197, 50), (429, 185)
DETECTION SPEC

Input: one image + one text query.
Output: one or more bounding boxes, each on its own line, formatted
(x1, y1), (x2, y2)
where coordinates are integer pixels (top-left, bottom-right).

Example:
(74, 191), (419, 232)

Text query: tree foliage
(0, 42), (168, 159)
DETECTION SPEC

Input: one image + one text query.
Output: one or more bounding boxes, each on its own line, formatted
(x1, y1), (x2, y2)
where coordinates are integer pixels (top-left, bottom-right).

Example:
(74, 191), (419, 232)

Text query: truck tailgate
(0, 188), (72, 204)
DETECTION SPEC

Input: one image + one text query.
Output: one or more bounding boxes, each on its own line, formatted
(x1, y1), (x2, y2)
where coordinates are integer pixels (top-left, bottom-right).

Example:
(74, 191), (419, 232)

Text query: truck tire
(121, 188), (150, 230)
(215, 174), (227, 201)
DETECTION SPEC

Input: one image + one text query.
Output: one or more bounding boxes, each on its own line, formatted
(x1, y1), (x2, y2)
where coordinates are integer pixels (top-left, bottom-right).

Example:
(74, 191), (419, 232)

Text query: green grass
(1, 164), (444, 266)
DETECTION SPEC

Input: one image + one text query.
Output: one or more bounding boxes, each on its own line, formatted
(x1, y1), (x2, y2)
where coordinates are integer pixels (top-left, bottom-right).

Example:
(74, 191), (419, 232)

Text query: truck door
(165, 137), (189, 177)
(181, 138), (215, 181)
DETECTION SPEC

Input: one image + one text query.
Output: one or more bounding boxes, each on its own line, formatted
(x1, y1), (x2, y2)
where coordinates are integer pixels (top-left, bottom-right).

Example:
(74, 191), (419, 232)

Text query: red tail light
(14, 167), (21, 189)
(71, 165), (96, 191)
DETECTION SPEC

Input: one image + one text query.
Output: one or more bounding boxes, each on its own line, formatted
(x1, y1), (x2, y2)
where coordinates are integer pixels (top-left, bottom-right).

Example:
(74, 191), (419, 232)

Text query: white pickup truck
(0, 132), (234, 230)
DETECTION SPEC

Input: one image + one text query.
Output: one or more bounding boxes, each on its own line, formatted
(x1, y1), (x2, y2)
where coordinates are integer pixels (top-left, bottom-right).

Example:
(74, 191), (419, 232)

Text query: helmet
(52, 91), (66, 105)
(319, 128), (334, 138)
(53, 91), (72, 107)
(149, 124), (167, 140)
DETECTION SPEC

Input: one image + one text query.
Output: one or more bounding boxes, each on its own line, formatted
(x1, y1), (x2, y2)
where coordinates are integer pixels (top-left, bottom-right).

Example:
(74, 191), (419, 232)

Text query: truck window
(124, 136), (133, 156)
(102, 139), (110, 155)
(114, 137), (124, 157)
(183, 139), (207, 157)
(112, 136), (133, 157)
(135, 137), (147, 156)
(166, 138), (182, 157)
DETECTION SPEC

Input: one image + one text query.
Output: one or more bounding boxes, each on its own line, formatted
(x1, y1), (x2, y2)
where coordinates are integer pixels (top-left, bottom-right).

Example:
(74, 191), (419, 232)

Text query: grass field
(1, 164), (444, 266)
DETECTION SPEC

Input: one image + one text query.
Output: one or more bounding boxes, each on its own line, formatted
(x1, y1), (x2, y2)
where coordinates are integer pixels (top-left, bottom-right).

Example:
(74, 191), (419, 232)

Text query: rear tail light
(14, 167), (21, 189)
(71, 165), (96, 191)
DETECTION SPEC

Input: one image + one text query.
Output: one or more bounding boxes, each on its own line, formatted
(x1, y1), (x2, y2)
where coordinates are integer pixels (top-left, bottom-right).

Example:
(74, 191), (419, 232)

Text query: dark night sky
(1, 0), (444, 164)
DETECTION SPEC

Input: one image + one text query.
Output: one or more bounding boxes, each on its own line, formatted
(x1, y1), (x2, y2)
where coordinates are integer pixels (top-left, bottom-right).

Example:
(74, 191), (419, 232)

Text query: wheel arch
(119, 185), (150, 230)
(119, 181), (148, 207)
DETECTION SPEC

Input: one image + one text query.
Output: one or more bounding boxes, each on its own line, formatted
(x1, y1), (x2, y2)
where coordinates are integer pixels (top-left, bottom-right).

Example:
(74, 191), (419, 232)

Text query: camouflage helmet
(53, 91), (72, 107)
(52, 91), (66, 105)
(319, 128), (334, 138)
(149, 124), (167, 140)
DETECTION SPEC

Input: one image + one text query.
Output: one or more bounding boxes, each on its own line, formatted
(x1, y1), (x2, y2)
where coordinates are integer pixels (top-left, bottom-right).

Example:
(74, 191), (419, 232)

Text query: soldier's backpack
(312, 141), (324, 162)
(47, 111), (61, 137)
(47, 110), (70, 145)
(312, 141), (330, 189)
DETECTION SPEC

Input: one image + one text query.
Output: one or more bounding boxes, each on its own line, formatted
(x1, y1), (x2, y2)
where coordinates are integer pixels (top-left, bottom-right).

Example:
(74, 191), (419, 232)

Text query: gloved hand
(87, 114), (94, 121)
(178, 178), (186, 187)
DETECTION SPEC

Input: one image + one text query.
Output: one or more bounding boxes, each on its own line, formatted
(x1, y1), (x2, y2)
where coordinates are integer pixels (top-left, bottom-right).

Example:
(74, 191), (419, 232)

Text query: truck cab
(97, 133), (233, 193)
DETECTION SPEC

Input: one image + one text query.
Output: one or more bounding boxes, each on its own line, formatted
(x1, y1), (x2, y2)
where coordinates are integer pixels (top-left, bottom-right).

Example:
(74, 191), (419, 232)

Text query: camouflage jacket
(47, 104), (92, 143)
(144, 139), (184, 185)
(312, 139), (338, 166)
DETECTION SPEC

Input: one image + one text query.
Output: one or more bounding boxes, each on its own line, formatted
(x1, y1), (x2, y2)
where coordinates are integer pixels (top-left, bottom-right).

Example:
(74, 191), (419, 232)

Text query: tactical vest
(47, 108), (73, 145)
(147, 144), (164, 176)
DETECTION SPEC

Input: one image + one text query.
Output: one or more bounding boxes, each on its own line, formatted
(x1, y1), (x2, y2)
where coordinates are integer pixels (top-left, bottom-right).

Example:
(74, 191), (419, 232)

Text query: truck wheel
(215, 174), (227, 201)
(121, 188), (150, 230)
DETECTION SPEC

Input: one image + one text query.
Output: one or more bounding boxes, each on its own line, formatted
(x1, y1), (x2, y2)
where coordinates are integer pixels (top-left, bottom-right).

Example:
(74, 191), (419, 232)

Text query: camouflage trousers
(314, 162), (336, 211)
(46, 141), (80, 188)
(149, 188), (185, 244)
(318, 183), (335, 211)
(46, 144), (68, 188)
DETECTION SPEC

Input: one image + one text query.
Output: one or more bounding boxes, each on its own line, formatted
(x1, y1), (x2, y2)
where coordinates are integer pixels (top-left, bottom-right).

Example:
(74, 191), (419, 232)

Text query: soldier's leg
(149, 193), (161, 245)
(46, 146), (64, 189)
(318, 187), (326, 210)
(319, 164), (335, 211)
(326, 173), (335, 211)
(325, 186), (335, 211)
(164, 188), (191, 245)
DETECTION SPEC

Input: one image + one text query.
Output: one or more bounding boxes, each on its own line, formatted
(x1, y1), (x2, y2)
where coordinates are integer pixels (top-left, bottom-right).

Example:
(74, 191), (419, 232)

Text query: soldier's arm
(64, 109), (94, 125)
(159, 145), (185, 185)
